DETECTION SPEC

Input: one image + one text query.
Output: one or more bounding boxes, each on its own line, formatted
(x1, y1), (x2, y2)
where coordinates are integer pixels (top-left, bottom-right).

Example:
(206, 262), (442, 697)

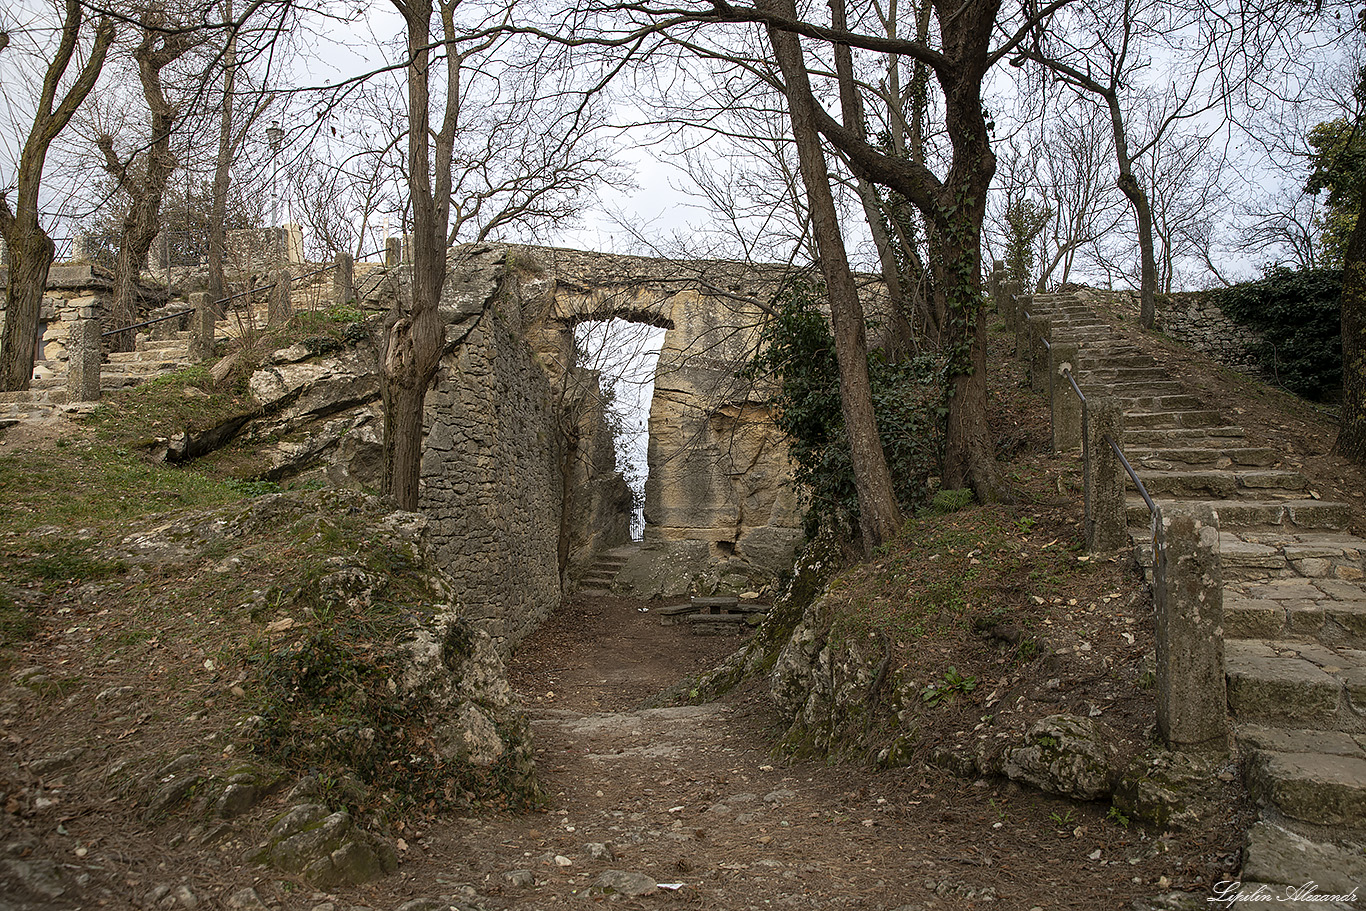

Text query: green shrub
(1210, 267), (1342, 402)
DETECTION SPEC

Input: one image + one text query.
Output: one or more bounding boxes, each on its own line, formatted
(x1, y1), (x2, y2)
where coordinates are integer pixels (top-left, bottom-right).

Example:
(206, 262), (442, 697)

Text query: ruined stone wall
(1155, 292), (1263, 375)
(419, 248), (566, 650)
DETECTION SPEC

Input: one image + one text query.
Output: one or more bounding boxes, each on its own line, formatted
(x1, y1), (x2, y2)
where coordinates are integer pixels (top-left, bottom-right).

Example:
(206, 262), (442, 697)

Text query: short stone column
(66, 318), (101, 402)
(1153, 503), (1227, 752)
(333, 252), (355, 308)
(386, 237), (403, 266)
(189, 291), (216, 361)
(1014, 291), (1034, 361)
(1002, 279), (1020, 333)
(1028, 314), (1051, 393)
(268, 269), (293, 326)
(990, 261), (1004, 314)
(1084, 397), (1128, 551)
(1050, 341), (1082, 453)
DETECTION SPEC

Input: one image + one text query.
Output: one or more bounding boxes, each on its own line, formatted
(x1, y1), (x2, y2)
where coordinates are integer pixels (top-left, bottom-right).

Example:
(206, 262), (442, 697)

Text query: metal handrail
(1108, 434), (1158, 516)
(101, 307), (191, 337)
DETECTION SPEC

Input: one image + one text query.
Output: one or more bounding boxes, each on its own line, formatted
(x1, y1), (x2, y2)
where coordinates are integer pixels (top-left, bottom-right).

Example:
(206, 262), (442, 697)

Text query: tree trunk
(0, 0), (112, 390)
(1336, 197), (1366, 463)
(0, 226), (55, 390)
(1108, 95), (1157, 329)
(209, 0), (236, 315)
(763, 0), (902, 552)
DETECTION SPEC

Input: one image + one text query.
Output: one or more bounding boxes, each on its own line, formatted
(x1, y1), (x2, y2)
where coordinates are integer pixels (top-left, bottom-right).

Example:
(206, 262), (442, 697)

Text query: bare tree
(0, 0), (114, 391)
(95, 4), (197, 349)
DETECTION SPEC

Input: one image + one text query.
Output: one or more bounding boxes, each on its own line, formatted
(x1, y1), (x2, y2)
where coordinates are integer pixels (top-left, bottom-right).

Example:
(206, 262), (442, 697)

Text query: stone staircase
(0, 263), (368, 427)
(576, 545), (636, 594)
(1028, 291), (1366, 903)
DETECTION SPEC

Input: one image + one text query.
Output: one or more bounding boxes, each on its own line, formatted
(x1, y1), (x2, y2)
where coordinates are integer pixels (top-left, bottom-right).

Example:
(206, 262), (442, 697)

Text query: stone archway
(529, 247), (804, 596)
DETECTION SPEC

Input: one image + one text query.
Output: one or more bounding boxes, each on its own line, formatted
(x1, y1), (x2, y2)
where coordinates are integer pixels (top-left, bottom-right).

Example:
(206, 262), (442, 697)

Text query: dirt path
(362, 594), (1240, 911)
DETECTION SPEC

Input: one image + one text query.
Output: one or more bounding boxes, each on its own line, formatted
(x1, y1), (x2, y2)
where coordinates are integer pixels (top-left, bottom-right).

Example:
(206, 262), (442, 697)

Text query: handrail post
(386, 237), (403, 267)
(67, 318), (102, 403)
(1153, 503), (1227, 752)
(189, 291), (216, 362)
(1085, 398), (1127, 551)
(1014, 291), (1033, 360)
(990, 260), (1004, 314)
(268, 267), (292, 326)
(333, 252), (355, 307)
(1028, 314), (1051, 393)
(1050, 343), (1082, 453)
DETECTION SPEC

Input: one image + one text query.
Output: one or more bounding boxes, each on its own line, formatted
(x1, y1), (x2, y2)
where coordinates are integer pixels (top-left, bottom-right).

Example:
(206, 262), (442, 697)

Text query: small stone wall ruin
(1155, 292), (1263, 376)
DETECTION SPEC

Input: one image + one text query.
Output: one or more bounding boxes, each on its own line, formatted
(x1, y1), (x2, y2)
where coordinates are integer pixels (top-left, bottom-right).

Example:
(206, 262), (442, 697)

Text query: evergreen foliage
(747, 284), (946, 538)
(1210, 267), (1343, 401)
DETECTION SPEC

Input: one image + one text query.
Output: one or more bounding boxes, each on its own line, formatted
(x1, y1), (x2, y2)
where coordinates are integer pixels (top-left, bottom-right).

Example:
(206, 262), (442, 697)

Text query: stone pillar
(333, 252), (355, 307)
(71, 233), (96, 263)
(1014, 291), (1033, 361)
(1002, 279), (1020, 333)
(990, 261), (1004, 313)
(282, 224), (304, 264)
(189, 292), (216, 361)
(1085, 397), (1128, 551)
(268, 269), (293, 326)
(1028, 314), (1051, 393)
(1153, 503), (1227, 752)
(1050, 341), (1082, 453)
(66, 318), (101, 402)
(386, 237), (403, 266)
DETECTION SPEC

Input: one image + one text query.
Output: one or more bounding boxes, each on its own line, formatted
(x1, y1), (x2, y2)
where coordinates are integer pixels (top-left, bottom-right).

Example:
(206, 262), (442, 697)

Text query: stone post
(1153, 503), (1227, 752)
(189, 291), (216, 361)
(990, 260), (1004, 313)
(333, 252), (355, 308)
(1085, 397), (1128, 551)
(1050, 341), (1082, 453)
(268, 269), (292, 326)
(1028, 314), (1051, 393)
(386, 237), (403, 266)
(66, 318), (101, 402)
(1002, 279), (1020, 333)
(1014, 291), (1034, 361)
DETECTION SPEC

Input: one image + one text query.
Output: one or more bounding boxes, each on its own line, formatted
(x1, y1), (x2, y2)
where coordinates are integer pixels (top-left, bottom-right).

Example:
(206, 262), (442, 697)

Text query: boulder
(1002, 714), (1121, 801)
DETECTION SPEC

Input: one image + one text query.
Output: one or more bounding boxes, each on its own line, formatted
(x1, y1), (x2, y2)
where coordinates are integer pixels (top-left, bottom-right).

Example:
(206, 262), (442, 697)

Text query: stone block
(1225, 642), (1340, 724)
(1246, 750), (1366, 826)
(1085, 399), (1129, 552)
(1242, 819), (1366, 894)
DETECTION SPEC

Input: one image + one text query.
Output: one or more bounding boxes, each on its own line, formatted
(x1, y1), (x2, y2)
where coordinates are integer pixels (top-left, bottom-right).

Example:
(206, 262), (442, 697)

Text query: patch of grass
(0, 442), (245, 536)
(0, 593), (39, 648)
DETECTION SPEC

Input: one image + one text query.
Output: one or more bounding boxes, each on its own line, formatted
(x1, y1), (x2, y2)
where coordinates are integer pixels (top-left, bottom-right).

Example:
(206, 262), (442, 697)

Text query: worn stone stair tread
(1123, 427), (1248, 445)
(1225, 638), (1365, 731)
(1239, 818), (1366, 900)
(1125, 499), (1351, 530)
(1126, 446), (1280, 468)
(1245, 748), (1366, 826)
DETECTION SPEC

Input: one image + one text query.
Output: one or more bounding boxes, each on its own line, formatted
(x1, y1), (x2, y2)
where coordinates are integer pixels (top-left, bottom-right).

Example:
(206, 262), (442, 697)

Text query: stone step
(1245, 748), (1366, 828)
(1128, 469), (1307, 499)
(1225, 639), (1366, 734)
(1125, 409), (1228, 429)
(1226, 577), (1366, 648)
(1075, 367), (1172, 383)
(1126, 446), (1280, 469)
(1133, 531), (1365, 586)
(1126, 498), (1351, 531)
(1110, 394), (1205, 411)
(1237, 817), (1366, 904)
(1123, 426), (1248, 445)
(1101, 381), (1187, 397)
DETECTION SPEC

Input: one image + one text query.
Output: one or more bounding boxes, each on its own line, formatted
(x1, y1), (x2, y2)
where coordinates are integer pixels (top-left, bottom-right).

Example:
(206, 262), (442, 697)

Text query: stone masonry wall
(1155, 292), (1263, 375)
(419, 248), (565, 651)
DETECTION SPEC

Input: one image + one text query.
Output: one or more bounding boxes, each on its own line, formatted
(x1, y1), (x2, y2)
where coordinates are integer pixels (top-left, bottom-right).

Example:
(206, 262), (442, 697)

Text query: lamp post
(267, 121), (284, 265)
